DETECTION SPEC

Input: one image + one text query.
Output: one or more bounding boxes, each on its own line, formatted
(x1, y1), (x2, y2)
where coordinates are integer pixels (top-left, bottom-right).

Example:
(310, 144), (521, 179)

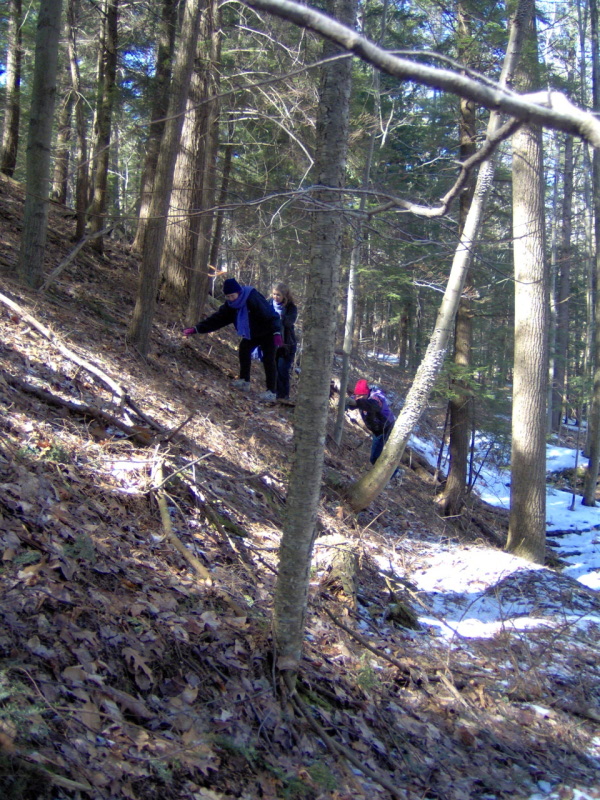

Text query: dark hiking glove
(182, 327), (197, 337)
(273, 333), (283, 349)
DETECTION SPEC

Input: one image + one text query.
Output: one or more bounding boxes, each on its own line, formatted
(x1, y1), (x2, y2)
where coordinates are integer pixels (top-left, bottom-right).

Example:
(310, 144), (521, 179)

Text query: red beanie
(354, 379), (369, 396)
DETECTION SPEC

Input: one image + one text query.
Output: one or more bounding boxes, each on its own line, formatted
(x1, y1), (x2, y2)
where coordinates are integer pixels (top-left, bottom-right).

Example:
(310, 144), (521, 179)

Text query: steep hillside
(1, 173), (599, 800)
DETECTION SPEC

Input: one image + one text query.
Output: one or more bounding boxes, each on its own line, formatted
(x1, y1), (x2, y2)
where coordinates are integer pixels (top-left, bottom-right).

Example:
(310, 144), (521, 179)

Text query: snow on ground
(377, 428), (600, 799)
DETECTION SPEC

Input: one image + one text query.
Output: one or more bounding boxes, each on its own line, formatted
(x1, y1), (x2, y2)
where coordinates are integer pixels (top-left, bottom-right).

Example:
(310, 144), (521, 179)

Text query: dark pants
(275, 349), (295, 399)
(370, 426), (393, 464)
(239, 335), (277, 392)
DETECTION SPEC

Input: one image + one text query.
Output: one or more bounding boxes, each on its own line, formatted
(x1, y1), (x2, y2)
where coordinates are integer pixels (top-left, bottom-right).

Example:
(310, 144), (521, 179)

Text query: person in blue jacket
(269, 282), (298, 400)
(183, 278), (283, 402)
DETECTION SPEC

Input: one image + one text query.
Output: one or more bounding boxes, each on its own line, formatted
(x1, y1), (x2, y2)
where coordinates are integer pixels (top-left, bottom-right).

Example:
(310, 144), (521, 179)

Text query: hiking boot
(232, 379), (251, 390)
(391, 468), (405, 485)
(258, 390), (277, 402)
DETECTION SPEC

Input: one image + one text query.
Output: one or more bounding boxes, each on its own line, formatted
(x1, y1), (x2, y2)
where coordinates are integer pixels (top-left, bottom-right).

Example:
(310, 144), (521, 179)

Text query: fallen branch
(0, 290), (124, 399)
(2, 371), (154, 446)
(321, 605), (417, 679)
(39, 224), (115, 292)
(292, 694), (408, 800)
(153, 459), (212, 583)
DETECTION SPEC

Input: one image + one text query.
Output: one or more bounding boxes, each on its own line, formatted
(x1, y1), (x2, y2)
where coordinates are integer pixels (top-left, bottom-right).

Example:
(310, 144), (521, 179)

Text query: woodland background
(2, 0), (600, 797)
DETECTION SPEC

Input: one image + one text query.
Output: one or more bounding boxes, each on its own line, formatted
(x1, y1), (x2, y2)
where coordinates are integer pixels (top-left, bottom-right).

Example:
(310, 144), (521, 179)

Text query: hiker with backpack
(183, 278), (283, 402)
(346, 379), (396, 465)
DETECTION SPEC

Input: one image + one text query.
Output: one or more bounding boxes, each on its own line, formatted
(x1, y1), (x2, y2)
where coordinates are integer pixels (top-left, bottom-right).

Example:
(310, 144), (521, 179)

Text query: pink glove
(273, 333), (283, 348)
(182, 327), (197, 337)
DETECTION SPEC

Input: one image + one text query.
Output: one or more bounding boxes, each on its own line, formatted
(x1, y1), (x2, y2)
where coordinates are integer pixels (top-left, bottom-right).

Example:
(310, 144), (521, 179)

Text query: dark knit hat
(223, 278), (242, 295)
(354, 379), (369, 396)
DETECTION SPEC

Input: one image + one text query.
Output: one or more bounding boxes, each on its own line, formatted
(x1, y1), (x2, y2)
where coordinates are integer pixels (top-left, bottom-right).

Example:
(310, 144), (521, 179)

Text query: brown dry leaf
(122, 646), (154, 689)
(62, 665), (87, 684)
(0, 731), (15, 752)
(80, 700), (102, 732)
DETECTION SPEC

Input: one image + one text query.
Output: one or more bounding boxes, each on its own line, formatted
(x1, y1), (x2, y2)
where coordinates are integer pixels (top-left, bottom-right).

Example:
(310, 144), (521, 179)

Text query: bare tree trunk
(438, 0), (477, 517)
(546, 138), (560, 433)
(1, 0), (22, 177)
(347, 0), (534, 512)
(88, 0), (119, 253)
(583, 0), (600, 505)
(51, 59), (74, 204)
(18, 0), (64, 288)
(67, 0), (89, 241)
(162, 0), (221, 318)
(132, 0), (178, 254)
(506, 15), (547, 565)
(208, 120), (235, 273)
(551, 132), (574, 429)
(127, 0), (202, 356)
(273, 0), (357, 681)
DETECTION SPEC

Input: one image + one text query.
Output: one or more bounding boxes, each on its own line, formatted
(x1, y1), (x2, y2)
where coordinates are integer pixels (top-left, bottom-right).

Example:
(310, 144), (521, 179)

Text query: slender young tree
(1, 0), (23, 177)
(583, 0), (600, 506)
(88, 0), (119, 252)
(437, 0), (478, 517)
(273, 0), (357, 682)
(18, 0), (64, 288)
(51, 57), (75, 204)
(551, 130), (574, 430)
(67, 0), (89, 241)
(505, 12), (547, 564)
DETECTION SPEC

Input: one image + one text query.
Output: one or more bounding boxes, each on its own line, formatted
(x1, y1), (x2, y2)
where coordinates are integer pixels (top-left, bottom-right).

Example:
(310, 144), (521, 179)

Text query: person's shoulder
(249, 287), (267, 302)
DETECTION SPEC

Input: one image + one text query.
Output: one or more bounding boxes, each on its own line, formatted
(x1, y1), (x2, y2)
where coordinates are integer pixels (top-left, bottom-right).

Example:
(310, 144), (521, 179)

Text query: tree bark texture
(127, 0), (202, 356)
(67, 0), (89, 241)
(583, 0), (600, 505)
(1, 0), (22, 177)
(439, 0), (478, 517)
(273, 0), (357, 678)
(51, 58), (75, 205)
(88, 0), (119, 252)
(132, 0), (179, 254)
(18, 0), (64, 288)
(506, 16), (548, 565)
(551, 133), (574, 430)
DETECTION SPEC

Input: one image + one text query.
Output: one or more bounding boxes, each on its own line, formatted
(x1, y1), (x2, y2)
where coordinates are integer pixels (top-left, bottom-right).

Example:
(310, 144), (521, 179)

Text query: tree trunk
(438, 0), (477, 517)
(51, 59), (74, 204)
(1, 0), (22, 177)
(127, 0), (202, 356)
(583, 0), (600, 505)
(161, 0), (221, 318)
(67, 0), (89, 241)
(347, 0), (535, 513)
(17, 0), (64, 288)
(208, 119), (235, 273)
(551, 132), (574, 430)
(273, 0), (357, 681)
(506, 15), (547, 565)
(131, 0), (178, 254)
(88, 0), (119, 252)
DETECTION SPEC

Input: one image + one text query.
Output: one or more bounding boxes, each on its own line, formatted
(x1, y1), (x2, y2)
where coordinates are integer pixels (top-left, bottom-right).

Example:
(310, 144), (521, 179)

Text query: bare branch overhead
(243, 0), (600, 148)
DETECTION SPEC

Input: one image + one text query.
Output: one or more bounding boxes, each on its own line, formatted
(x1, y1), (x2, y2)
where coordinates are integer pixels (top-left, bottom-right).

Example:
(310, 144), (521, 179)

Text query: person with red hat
(346, 379), (396, 465)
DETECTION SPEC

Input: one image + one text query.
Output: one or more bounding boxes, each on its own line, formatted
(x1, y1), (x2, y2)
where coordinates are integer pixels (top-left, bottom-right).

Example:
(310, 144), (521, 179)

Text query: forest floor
(0, 172), (599, 800)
